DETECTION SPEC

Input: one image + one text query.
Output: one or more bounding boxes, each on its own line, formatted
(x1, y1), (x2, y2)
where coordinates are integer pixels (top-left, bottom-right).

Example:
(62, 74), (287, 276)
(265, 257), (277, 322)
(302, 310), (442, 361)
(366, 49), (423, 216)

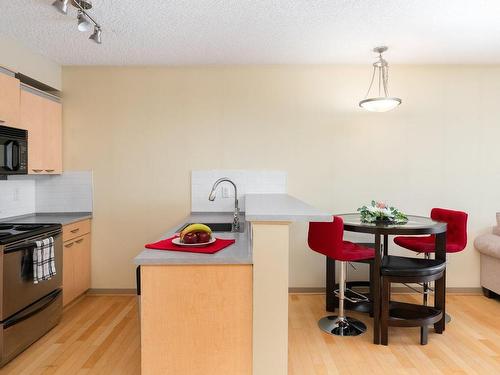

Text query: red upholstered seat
(394, 208), (468, 254)
(308, 216), (375, 262)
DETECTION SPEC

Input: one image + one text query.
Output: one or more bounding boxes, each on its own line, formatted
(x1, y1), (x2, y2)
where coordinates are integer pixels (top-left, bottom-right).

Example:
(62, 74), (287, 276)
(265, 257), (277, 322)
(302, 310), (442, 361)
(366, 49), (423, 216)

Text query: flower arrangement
(357, 200), (408, 224)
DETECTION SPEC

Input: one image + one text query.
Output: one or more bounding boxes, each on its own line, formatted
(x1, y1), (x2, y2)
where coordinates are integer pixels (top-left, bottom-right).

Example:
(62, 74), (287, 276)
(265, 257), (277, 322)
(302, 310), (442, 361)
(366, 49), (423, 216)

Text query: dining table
(327, 213), (448, 344)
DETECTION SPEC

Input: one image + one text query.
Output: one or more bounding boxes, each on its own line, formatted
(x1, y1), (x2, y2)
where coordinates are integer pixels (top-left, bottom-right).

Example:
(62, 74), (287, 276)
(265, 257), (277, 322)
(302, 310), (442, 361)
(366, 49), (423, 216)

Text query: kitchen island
(135, 194), (331, 375)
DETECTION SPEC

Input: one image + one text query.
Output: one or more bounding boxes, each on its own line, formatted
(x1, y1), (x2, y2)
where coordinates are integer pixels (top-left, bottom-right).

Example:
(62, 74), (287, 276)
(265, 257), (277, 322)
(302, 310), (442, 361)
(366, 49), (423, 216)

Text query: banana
(180, 223), (212, 239)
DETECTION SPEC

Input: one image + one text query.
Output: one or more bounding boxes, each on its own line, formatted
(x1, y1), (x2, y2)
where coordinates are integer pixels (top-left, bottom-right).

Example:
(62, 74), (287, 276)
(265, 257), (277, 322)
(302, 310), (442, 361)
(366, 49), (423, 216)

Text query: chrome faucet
(208, 177), (240, 232)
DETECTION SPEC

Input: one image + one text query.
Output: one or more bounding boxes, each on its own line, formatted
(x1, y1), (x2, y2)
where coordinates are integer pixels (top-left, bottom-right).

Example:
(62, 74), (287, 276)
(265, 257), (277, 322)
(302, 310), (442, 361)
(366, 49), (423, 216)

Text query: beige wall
(0, 34), (61, 89)
(62, 65), (500, 289)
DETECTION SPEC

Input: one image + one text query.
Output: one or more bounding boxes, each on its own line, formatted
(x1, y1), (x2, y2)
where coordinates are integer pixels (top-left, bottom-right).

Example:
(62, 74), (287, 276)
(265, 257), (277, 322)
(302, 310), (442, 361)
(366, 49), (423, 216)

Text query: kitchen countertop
(135, 194), (331, 266)
(135, 212), (251, 265)
(245, 194), (332, 222)
(0, 212), (92, 225)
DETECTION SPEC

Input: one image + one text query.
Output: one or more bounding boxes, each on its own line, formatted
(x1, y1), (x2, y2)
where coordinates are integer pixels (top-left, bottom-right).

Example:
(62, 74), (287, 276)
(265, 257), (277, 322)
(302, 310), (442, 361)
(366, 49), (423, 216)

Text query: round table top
(338, 213), (447, 235)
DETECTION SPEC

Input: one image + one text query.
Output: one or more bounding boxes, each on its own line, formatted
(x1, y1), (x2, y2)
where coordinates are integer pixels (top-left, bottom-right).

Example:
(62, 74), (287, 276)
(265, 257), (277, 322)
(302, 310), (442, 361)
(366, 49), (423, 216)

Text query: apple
(197, 232), (211, 243)
(183, 233), (198, 244)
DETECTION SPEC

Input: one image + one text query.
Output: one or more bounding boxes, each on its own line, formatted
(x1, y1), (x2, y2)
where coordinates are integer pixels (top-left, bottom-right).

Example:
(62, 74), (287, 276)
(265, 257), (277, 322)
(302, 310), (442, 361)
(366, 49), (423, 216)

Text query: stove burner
(0, 224), (14, 230)
(13, 225), (44, 231)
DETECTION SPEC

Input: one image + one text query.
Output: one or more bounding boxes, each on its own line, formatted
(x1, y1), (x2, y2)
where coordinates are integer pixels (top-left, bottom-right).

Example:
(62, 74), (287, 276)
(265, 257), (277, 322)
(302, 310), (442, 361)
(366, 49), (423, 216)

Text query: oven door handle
(4, 230), (62, 254)
(4, 242), (37, 254)
(3, 289), (62, 329)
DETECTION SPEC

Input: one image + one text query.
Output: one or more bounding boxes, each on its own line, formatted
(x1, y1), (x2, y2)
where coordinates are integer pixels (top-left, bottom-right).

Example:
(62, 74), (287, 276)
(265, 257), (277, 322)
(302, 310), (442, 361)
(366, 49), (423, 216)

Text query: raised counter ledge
(244, 194), (332, 222)
(134, 212), (251, 266)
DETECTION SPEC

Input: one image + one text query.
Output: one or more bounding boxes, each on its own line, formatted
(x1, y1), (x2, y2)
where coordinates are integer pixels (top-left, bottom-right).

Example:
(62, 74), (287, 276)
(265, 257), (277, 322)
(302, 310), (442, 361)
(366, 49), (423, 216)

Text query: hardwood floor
(0, 295), (140, 375)
(1, 293), (499, 374)
(289, 293), (500, 375)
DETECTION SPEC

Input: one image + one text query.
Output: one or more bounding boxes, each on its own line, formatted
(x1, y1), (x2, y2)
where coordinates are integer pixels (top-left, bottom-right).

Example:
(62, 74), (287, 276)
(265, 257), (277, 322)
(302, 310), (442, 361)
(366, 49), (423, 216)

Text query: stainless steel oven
(0, 227), (62, 366)
(0, 125), (28, 176)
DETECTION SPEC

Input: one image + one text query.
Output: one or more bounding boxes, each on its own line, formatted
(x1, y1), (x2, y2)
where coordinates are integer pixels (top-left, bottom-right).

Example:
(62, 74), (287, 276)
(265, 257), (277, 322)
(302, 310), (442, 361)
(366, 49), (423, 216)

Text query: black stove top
(0, 223), (62, 245)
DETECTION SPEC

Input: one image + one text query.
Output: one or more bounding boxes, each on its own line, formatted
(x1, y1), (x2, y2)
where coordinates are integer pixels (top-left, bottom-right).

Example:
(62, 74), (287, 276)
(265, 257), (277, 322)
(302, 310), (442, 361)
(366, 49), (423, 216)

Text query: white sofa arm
(474, 234), (500, 259)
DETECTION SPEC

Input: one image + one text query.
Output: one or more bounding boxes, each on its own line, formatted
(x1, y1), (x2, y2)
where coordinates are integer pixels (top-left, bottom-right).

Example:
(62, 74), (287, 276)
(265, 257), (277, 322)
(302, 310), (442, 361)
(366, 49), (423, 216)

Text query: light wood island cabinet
(62, 219), (92, 306)
(140, 264), (252, 375)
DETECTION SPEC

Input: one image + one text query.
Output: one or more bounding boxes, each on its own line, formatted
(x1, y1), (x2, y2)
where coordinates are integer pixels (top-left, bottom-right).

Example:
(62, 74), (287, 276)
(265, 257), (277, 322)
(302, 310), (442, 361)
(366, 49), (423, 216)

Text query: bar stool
(308, 216), (375, 336)
(394, 208), (468, 315)
(380, 255), (446, 345)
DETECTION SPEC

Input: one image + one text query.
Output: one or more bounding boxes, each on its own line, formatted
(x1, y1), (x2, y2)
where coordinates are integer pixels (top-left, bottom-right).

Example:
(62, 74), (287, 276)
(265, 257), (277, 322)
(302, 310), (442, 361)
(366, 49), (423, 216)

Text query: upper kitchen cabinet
(0, 68), (21, 128)
(20, 86), (62, 174)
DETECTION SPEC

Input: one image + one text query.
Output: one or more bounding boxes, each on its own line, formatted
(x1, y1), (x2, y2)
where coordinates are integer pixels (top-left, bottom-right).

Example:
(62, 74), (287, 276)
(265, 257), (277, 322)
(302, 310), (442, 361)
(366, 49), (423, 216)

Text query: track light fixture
(52, 0), (103, 44)
(52, 0), (69, 15)
(89, 26), (102, 44)
(77, 11), (92, 32)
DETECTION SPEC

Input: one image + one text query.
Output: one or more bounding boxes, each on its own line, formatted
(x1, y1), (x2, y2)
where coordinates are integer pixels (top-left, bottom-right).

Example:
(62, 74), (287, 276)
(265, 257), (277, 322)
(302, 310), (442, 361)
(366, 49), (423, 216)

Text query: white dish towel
(33, 237), (56, 284)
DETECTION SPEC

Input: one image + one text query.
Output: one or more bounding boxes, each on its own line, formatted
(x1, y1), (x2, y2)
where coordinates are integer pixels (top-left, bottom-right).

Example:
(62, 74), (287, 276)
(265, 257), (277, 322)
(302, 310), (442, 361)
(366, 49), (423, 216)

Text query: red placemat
(145, 236), (235, 254)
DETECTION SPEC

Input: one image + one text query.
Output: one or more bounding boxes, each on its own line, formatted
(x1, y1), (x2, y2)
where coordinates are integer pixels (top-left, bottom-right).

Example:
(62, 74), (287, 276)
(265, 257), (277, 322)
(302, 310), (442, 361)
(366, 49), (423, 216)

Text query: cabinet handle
(64, 242), (74, 248)
(32, 169), (43, 173)
(70, 228), (80, 233)
(0, 120), (5, 123)
(75, 239), (84, 244)
(45, 169), (55, 172)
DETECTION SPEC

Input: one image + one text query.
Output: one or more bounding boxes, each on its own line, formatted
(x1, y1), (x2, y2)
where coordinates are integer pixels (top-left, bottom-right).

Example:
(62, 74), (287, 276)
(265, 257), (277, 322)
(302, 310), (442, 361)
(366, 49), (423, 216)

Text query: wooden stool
(380, 255), (446, 345)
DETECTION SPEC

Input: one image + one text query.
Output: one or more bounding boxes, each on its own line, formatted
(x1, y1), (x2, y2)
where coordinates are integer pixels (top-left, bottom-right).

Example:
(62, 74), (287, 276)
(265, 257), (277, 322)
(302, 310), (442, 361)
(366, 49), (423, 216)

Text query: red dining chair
(308, 216), (375, 336)
(394, 208), (468, 307)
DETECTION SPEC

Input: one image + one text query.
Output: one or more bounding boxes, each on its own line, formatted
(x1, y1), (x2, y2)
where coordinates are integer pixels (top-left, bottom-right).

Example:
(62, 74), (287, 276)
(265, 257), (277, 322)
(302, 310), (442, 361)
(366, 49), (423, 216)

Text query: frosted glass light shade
(359, 97), (402, 112)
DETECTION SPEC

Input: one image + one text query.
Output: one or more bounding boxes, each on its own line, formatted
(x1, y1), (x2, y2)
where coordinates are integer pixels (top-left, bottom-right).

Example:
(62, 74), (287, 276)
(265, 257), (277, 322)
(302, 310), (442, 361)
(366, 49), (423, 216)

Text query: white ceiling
(1, 0), (500, 65)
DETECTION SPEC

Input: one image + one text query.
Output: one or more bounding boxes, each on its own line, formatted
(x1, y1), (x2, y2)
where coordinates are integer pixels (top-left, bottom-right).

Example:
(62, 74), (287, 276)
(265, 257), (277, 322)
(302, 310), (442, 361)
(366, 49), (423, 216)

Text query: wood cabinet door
(43, 99), (62, 174)
(20, 89), (63, 174)
(63, 241), (76, 306)
(0, 73), (20, 128)
(20, 90), (45, 173)
(73, 234), (91, 296)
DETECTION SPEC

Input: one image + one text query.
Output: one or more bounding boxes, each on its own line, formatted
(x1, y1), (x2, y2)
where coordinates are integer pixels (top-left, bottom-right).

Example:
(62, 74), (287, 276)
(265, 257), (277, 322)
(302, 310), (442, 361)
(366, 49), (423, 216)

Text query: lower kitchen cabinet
(62, 220), (91, 306)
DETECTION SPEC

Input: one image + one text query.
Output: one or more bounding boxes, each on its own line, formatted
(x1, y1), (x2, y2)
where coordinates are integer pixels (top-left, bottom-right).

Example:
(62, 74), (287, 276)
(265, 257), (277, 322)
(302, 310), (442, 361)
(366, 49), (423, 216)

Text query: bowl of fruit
(172, 224), (215, 247)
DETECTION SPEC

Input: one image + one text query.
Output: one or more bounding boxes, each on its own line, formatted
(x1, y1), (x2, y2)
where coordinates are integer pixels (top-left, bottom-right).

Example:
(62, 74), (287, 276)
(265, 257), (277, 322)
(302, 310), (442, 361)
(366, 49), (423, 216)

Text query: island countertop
(134, 212), (251, 265)
(134, 194), (332, 266)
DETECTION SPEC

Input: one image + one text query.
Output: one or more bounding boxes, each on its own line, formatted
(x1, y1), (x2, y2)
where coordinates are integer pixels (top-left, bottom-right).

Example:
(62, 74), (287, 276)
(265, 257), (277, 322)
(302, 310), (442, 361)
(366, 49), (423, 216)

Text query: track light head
(89, 26), (102, 44)
(52, 0), (69, 15)
(77, 10), (92, 32)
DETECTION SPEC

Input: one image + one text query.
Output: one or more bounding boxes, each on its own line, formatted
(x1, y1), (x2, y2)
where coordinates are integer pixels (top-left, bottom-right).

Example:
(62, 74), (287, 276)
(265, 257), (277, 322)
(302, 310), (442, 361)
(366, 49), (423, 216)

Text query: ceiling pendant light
(52, 0), (69, 15)
(77, 10), (92, 32)
(359, 46), (402, 112)
(89, 26), (102, 44)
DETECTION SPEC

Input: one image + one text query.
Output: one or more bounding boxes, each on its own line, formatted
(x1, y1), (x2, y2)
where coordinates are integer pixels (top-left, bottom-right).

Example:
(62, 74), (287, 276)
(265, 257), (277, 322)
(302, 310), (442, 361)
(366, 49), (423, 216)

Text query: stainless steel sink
(178, 222), (245, 233)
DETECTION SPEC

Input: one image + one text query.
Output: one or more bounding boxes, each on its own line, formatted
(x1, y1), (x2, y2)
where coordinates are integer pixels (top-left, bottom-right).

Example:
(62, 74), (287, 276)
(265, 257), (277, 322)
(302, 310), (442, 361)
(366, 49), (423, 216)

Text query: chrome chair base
(318, 315), (367, 336)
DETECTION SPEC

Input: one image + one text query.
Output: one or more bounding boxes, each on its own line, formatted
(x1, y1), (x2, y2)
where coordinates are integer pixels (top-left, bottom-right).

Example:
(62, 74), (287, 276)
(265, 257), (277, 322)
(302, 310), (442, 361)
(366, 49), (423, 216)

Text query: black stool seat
(381, 255), (446, 277)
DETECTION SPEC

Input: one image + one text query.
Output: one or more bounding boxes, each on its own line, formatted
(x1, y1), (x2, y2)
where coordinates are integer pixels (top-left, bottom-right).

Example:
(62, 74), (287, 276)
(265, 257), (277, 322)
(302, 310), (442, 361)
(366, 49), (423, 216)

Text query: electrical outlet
(13, 188), (20, 202)
(222, 186), (229, 198)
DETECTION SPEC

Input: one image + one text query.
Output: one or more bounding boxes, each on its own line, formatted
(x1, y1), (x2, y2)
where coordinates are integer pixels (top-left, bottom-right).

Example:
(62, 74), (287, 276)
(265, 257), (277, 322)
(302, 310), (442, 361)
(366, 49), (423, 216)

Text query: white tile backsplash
(191, 170), (287, 212)
(34, 171), (93, 212)
(0, 180), (36, 219)
(3, 171), (93, 216)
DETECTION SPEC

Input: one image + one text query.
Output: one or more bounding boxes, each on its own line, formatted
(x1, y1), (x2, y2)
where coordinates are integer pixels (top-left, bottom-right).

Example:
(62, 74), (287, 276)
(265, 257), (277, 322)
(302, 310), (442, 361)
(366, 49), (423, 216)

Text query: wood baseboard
(288, 287), (482, 295)
(87, 288), (137, 295)
(87, 287), (482, 296)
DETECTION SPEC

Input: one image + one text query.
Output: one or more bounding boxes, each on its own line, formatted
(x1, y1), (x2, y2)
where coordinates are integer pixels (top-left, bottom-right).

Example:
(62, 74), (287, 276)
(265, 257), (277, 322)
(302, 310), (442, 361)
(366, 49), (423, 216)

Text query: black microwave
(0, 125), (28, 175)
